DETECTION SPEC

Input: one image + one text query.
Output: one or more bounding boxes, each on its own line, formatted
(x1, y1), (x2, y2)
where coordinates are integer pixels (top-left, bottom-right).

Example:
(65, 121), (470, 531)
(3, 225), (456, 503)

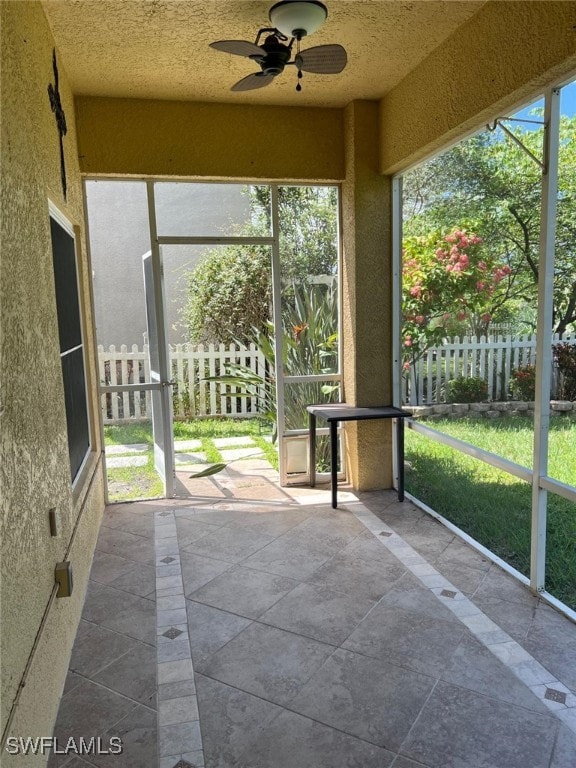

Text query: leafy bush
(553, 343), (576, 401)
(510, 364), (536, 401)
(446, 376), (488, 403)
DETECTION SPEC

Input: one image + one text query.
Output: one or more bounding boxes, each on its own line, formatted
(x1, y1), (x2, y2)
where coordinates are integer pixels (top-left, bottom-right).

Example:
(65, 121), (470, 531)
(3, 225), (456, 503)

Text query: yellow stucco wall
(341, 101), (393, 489)
(380, 0), (576, 174)
(75, 97), (345, 181)
(0, 2), (104, 758)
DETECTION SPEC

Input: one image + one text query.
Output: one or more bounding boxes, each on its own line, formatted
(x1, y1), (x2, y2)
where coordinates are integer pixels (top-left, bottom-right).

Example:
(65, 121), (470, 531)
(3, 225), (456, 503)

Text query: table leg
(397, 417), (405, 502)
(309, 413), (316, 488)
(330, 420), (338, 509)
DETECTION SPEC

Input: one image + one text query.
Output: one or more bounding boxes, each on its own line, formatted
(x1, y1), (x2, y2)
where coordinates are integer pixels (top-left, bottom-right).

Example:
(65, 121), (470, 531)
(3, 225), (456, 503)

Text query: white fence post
(403, 332), (575, 405)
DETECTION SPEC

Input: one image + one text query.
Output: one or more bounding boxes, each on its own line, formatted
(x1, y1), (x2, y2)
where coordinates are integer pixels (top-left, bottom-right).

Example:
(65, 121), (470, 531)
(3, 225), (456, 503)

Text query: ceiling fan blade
(296, 44), (347, 74)
(231, 73), (275, 92)
(210, 40), (263, 58)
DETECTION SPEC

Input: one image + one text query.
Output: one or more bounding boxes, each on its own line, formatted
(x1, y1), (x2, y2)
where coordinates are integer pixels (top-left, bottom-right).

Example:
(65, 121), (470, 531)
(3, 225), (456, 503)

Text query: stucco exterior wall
(341, 101), (393, 490)
(0, 2), (104, 757)
(75, 97), (345, 181)
(380, 0), (576, 174)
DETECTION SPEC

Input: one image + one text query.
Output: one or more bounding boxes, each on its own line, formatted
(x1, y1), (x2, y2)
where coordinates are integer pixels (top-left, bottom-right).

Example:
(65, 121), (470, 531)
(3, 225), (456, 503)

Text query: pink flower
(459, 254), (469, 268)
(415, 315), (425, 325)
(404, 337), (413, 347)
(410, 285), (422, 298)
(478, 261), (487, 272)
(457, 310), (467, 321)
(476, 281), (486, 292)
(481, 313), (492, 323)
(403, 361), (411, 371)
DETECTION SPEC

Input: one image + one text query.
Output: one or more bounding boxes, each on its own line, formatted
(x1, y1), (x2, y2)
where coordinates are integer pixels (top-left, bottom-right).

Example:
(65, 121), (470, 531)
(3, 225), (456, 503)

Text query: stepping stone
(106, 455), (148, 468)
(213, 437), (256, 448)
(106, 443), (148, 455)
(174, 439), (203, 451)
(220, 448), (263, 461)
(175, 453), (207, 465)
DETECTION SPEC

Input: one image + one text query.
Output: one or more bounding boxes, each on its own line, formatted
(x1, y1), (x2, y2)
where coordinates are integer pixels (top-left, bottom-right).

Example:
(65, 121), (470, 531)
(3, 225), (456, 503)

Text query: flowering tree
(403, 227), (511, 369)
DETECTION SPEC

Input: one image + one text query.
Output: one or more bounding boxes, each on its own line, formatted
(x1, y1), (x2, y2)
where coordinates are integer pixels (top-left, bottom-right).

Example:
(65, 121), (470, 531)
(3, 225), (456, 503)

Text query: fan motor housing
(259, 36), (291, 75)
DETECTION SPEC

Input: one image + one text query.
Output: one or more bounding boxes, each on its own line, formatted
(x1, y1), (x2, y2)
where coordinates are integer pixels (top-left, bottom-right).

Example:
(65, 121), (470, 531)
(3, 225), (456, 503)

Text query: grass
(103, 418), (277, 502)
(405, 416), (576, 610)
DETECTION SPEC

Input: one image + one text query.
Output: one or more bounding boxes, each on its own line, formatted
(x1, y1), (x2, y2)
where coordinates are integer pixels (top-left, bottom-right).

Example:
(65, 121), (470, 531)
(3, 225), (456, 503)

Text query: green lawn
(104, 418), (277, 503)
(405, 416), (576, 610)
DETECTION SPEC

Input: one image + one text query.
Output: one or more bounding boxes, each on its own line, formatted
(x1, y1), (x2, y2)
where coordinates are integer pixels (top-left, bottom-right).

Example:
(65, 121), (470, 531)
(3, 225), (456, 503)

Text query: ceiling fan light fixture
(269, 0), (328, 40)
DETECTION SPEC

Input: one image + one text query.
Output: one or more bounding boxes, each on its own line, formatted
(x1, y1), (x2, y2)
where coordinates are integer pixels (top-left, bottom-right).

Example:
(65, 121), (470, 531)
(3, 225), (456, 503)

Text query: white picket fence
(403, 333), (576, 405)
(98, 343), (267, 423)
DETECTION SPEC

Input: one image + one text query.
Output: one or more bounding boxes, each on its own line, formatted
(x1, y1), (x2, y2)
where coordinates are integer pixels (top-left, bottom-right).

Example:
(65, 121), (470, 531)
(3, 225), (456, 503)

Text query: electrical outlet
(55, 561), (73, 597)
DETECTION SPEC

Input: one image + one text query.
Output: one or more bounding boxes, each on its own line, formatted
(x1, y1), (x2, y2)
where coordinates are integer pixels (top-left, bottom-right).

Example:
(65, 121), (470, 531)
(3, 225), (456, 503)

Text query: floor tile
(68, 620), (139, 678)
(159, 720), (202, 757)
(225, 507), (312, 537)
(440, 633), (549, 713)
(550, 723), (576, 768)
(235, 710), (395, 768)
(196, 622), (334, 706)
(400, 680), (558, 768)
(186, 601), (252, 666)
(343, 588), (466, 676)
(473, 564), (540, 607)
(81, 584), (156, 645)
(290, 648), (435, 751)
(259, 582), (376, 645)
(241, 536), (335, 580)
(89, 550), (140, 585)
(188, 565), (298, 619)
(114, 511), (156, 539)
(182, 526), (275, 564)
(175, 517), (219, 549)
(195, 674), (283, 768)
(83, 704), (157, 767)
(179, 551), (232, 596)
(474, 594), (537, 642)
(307, 548), (411, 602)
(92, 641), (156, 705)
(51, 679), (137, 765)
(109, 562), (156, 599)
(96, 526), (155, 564)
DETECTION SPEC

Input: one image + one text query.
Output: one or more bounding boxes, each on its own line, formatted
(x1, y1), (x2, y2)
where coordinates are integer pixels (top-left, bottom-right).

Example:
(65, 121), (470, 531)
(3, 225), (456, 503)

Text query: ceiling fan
(210, 0), (347, 92)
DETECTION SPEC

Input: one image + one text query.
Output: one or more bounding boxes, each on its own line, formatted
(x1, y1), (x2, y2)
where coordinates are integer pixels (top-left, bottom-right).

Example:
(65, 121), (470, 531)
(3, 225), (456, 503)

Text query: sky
(514, 79), (576, 122)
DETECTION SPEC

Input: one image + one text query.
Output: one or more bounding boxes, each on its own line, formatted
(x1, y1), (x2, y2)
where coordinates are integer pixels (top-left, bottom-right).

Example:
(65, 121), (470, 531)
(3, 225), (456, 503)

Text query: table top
(306, 404), (411, 422)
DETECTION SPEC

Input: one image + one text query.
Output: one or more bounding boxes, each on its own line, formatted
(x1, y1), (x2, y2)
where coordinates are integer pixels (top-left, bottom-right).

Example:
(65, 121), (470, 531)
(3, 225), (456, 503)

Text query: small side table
(307, 404), (411, 509)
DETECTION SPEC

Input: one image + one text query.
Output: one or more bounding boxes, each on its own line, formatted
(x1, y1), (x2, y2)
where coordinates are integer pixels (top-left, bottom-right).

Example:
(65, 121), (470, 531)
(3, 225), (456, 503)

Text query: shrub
(510, 364), (536, 401)
(553, 343), (576, 401)
(446, 376), (488, 403)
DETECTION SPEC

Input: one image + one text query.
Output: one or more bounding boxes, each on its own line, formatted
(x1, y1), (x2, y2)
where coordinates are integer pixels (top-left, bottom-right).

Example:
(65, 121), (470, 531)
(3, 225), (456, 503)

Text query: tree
(184, 185), (338, 344)
(403, 113), (576, 334)
(403, 227), (510, 367)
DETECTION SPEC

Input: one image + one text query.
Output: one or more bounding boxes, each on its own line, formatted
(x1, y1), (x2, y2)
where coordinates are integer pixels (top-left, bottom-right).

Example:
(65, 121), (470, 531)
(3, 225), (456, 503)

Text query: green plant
(509, 364), (536, 400)
(203, 283), (339, 469)
(553, 343), (576, 400)
(446, 375), (488, 403)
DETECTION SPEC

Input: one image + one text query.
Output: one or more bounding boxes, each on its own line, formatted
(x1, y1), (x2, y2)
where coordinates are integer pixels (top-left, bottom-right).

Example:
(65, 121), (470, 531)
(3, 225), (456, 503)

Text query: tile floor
(49, 459), (576, 768)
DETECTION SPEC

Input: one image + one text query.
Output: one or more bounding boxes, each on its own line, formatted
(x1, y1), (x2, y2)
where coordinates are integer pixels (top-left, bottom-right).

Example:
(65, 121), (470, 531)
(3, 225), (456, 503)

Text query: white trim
(48, 199), (75, 237)
(157, 236), (274, 246)
(531, 86), (561, 592)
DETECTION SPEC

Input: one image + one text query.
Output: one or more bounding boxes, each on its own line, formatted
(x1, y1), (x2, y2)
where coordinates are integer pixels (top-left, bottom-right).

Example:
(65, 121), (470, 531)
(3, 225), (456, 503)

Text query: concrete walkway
(49, 473), (576, 767)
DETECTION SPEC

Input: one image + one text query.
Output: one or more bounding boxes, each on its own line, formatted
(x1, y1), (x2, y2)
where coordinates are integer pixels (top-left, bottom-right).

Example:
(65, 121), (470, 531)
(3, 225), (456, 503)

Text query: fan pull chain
(295, 38), (303, 92)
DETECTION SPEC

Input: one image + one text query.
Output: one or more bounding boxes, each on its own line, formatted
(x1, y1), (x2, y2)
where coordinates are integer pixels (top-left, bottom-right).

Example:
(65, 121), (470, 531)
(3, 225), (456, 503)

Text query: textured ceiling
(42, 0), (486, 108)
